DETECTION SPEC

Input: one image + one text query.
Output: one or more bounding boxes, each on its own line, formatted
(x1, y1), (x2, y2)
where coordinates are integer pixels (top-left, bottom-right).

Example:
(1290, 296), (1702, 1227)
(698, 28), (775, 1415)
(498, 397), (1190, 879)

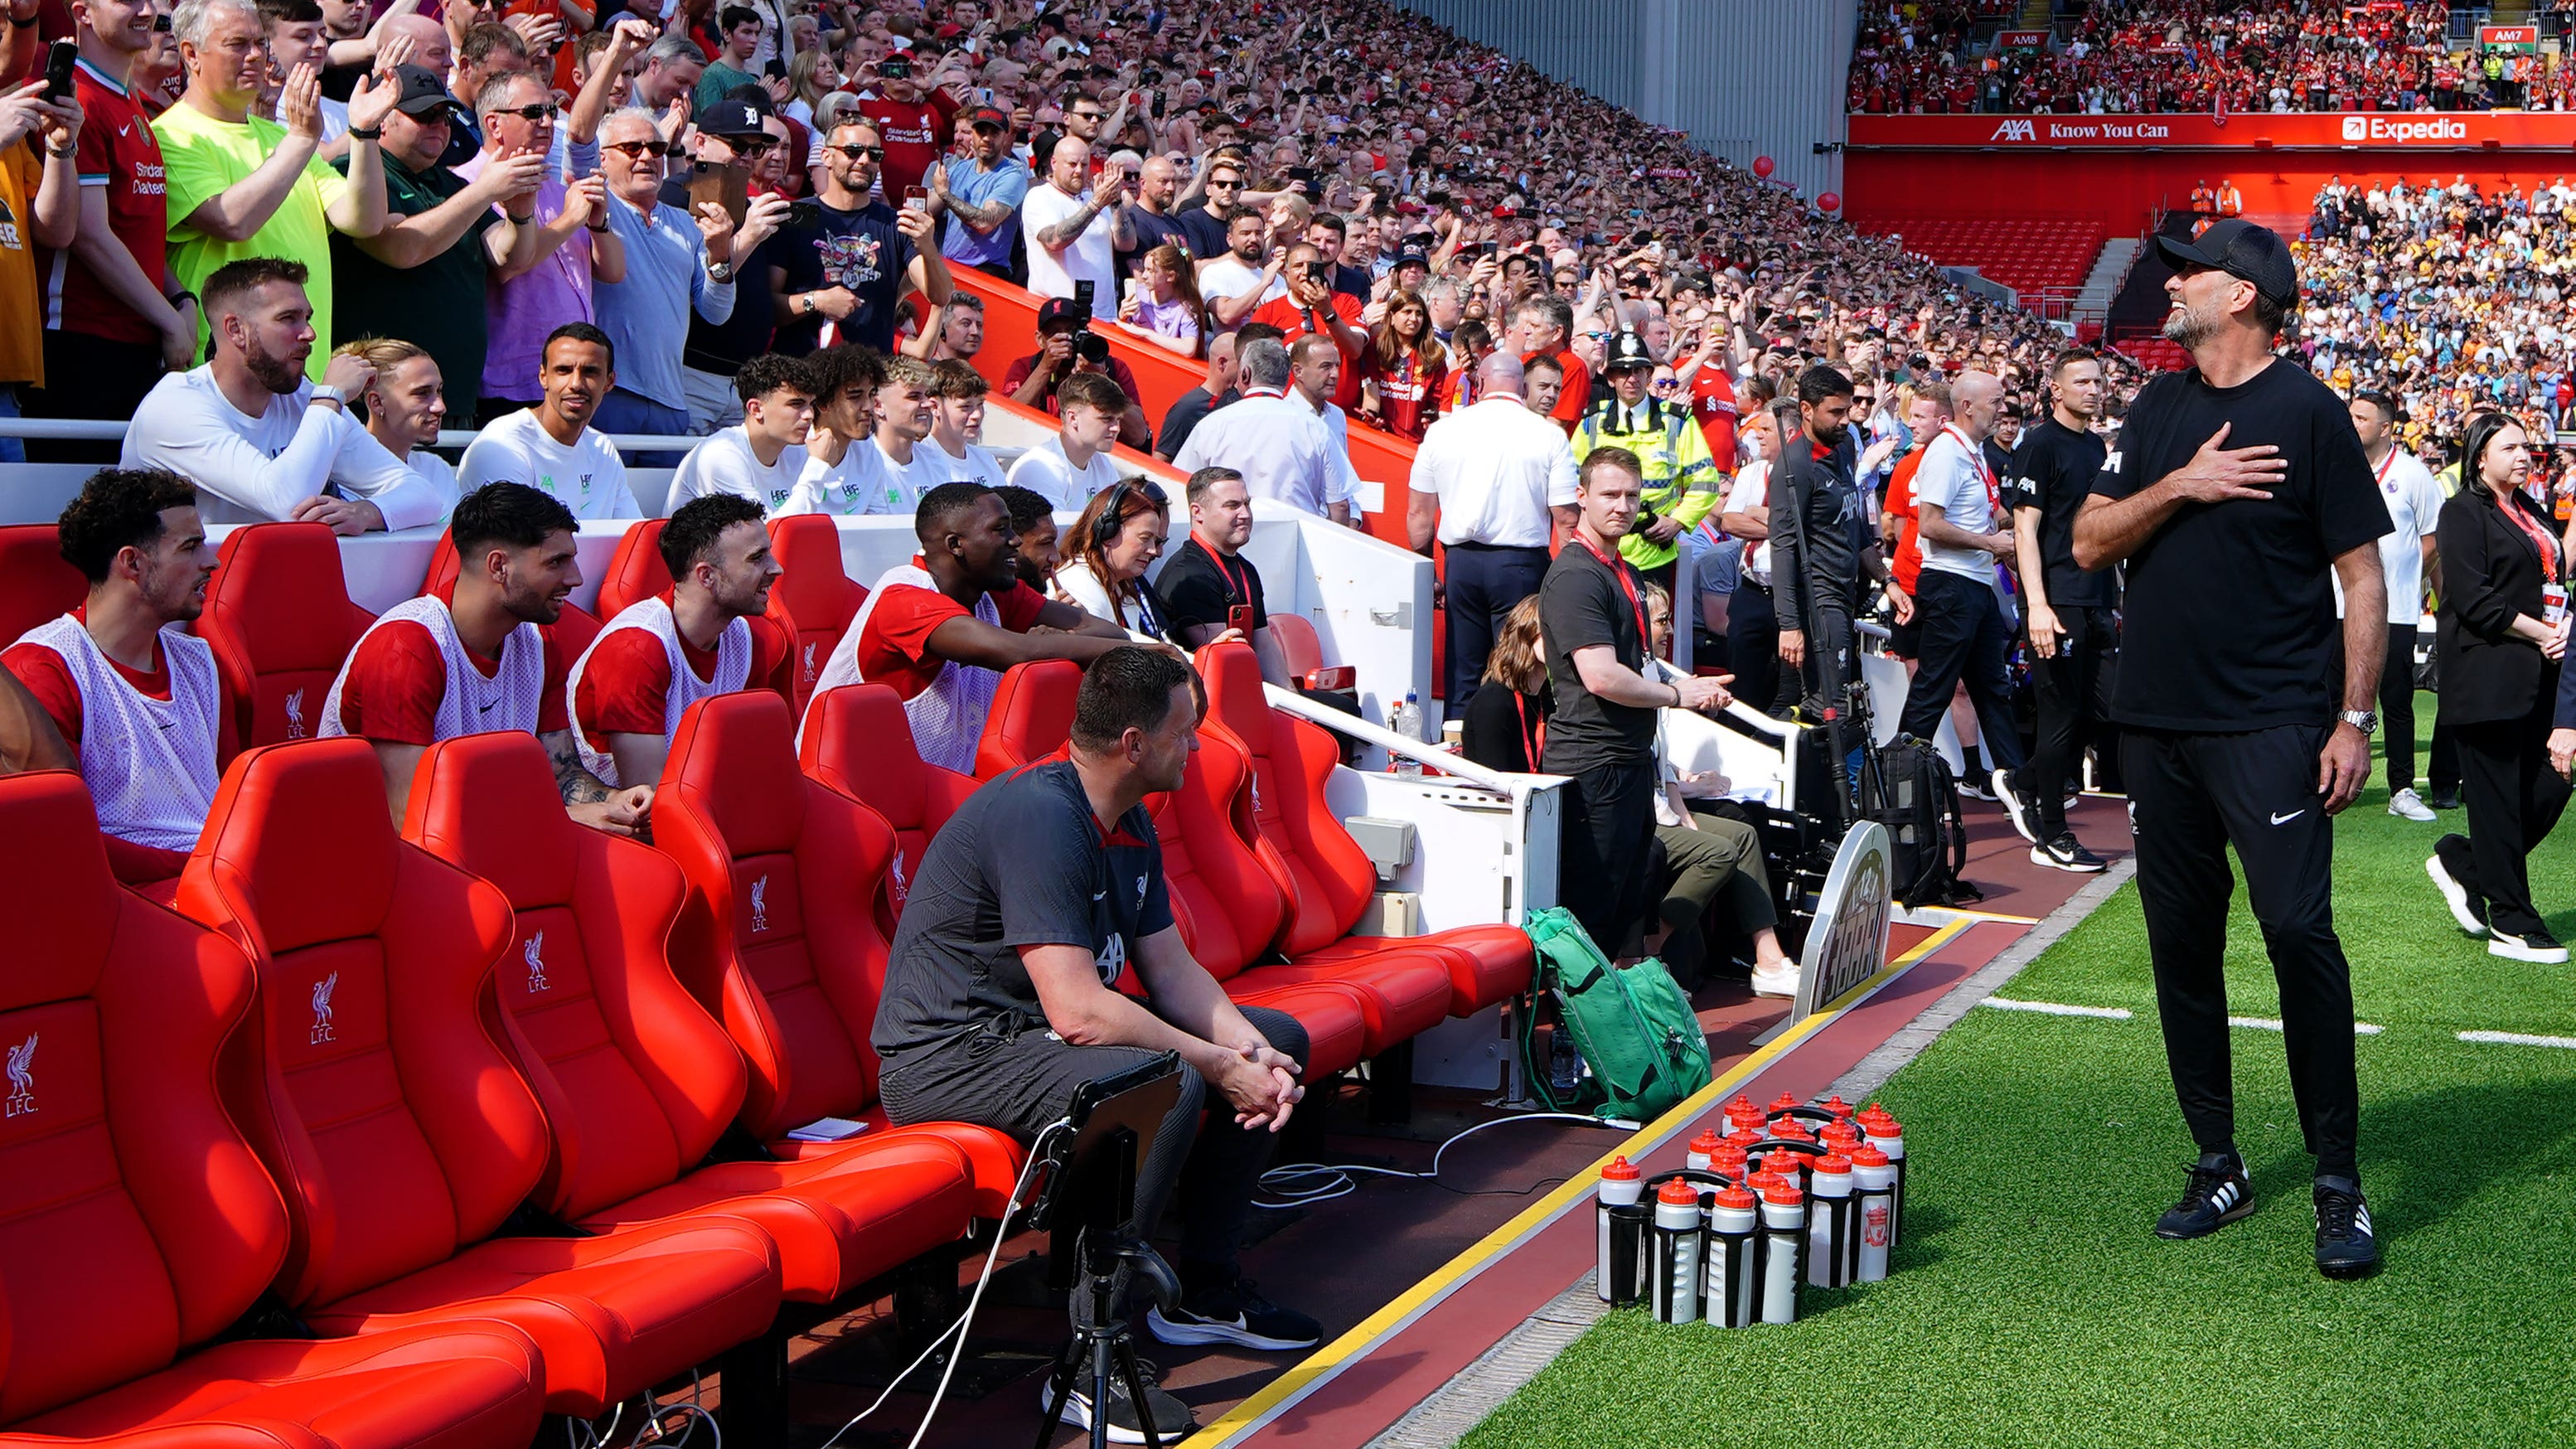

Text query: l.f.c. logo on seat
(3, 1032), (35, 1118)
(890, 849), (909, 904)
(801, 642), (818, 683)
(282, 688), (307, 739)
(750, 875), (770, 933)
(524, 931), (549, 992)
(308, 972), (337, 1044)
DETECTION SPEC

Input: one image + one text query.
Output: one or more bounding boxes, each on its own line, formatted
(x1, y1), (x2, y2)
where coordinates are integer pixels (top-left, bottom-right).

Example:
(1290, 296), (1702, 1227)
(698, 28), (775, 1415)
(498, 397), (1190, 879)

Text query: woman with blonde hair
(782, 47), (842, 131)
(1053, 478), (1174, 638)
(335, 338), (458, 514)
(1361, 287), (1447, 439)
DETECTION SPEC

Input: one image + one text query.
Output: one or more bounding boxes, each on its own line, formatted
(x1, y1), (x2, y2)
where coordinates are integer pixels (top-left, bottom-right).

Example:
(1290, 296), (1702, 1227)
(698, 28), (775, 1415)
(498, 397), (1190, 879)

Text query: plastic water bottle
(1650, 1180), (1705, 1325)
(1862, 1106), (1908, 1247)
(1392, 691), (1424, 779)
(1703, 1185), (1760, 1328)
(1806, 1154), (1856, 1288)
(1756, 1184), (1806, 1325)
(1595, 1156), (1644, 1303)
(1851, 1146), (1896, 1282)
(1724, 1094), (1763, 1136)
(1547, 1026), (1585, 1102)
(1684, 1129), (1722, 1173)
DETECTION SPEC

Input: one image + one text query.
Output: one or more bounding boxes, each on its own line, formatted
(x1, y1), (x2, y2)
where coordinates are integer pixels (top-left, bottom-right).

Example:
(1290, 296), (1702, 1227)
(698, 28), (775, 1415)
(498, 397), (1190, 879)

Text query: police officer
(1573, 332), (1721, 593)
(2073, 218), (2390, 1281)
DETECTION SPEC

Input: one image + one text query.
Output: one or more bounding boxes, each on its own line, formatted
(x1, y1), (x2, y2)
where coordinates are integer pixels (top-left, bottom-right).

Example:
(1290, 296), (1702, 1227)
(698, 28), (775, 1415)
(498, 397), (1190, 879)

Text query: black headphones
(1090, 477), (1169, 553)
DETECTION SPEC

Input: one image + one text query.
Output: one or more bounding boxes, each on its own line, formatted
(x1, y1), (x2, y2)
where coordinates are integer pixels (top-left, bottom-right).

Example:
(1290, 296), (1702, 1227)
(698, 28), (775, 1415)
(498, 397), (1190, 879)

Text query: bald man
(1118, 154), (1190, 276)
(1408, 349), (1581, 705)
(1898, 369), (2034, 836)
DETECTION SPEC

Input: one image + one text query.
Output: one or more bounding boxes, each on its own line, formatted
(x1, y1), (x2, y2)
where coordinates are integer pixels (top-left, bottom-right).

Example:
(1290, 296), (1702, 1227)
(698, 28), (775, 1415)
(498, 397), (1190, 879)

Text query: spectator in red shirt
(855, 44), (963, 201)
(569, 492), (791, 789)
(2, 468), (216, 894)
(1508, 294), (1588, 434)
(319, 482), (651, 836)
(1361, 288), (1446, 440)
(1249, 242), (1368, 412)
(1001, 294), (1151, 448)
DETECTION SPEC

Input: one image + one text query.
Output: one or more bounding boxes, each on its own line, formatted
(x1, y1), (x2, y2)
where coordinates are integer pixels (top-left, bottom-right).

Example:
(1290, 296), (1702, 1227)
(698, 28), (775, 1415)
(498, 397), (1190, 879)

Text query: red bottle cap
(1769, 1093), (1802, 1114)
(1728, 1094), (1759, 1118)
(1658, 1179), (1701, 1205)
(1821, 1122), (1862, 1146)
(1724, 1128), (1764, 1149)
(1689, 1129), (1723, 1156)
(1711, 1146), (1748, 1175)
(1821, 1095), (1854, 1118)
(1849, 1146), (1890, 1167)
(1761, 1183), (1806, 1206)
(1813, 1154), (1852, 1176)
(1602, 1156), (1641, 1181)
(1770, 1118), (1815, 1141)
(1713, 1186), (1757, 1209)
(1746, 1169), (1788, 1193)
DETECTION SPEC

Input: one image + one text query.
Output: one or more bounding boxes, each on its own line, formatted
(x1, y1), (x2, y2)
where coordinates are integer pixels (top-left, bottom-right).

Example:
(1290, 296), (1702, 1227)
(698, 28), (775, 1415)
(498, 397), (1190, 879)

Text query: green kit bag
(1520, 907), (1712, 1124)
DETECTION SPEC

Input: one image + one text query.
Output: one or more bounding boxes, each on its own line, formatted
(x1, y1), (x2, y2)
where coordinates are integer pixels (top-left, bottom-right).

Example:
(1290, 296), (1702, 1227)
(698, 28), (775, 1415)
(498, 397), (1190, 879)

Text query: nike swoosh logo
(2271, 809), (2306, 826)
(1092, 890), (1106, 901)
(477, 700), (497, 712)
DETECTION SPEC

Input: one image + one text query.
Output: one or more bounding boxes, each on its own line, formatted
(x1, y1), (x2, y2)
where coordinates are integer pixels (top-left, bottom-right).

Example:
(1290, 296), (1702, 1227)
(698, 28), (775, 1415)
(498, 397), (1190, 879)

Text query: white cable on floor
(816, 1117), (1073, 1449)
(1253, 1112), (1613, 1209)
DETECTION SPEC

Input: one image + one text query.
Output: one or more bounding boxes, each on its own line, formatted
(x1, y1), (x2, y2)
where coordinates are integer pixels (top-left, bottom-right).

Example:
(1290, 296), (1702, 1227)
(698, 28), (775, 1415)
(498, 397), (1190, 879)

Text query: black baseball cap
(2156, 218), (2298, 308)
(387, 65), (467, 123)
(1036, 297), (1091, 332)
(697, 98), (768, 139)
(968, 104), (1010, 130)
(1603, 331), (1656, 372)
(1393, 248), (1429, 272)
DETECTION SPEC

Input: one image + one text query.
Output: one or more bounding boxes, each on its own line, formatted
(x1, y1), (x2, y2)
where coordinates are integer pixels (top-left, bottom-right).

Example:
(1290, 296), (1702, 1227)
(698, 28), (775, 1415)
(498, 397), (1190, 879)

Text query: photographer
(1000, 296), (1154, 449)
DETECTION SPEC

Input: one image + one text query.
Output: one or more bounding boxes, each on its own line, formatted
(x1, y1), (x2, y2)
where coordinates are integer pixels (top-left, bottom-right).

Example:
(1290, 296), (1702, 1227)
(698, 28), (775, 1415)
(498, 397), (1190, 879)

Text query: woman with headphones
(1053, 477), (1174, 639)
(2427, 410), (2574, 963)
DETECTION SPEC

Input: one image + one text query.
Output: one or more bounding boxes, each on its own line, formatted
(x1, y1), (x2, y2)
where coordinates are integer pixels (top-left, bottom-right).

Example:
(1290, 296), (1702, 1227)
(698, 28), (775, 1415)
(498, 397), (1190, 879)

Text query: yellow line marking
(1184, 917), (1977, 1447)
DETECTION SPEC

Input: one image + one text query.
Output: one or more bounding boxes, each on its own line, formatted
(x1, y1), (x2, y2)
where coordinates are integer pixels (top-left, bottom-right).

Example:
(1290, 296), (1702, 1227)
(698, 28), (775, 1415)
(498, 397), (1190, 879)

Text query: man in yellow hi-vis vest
(1572, 332), (1721, 588)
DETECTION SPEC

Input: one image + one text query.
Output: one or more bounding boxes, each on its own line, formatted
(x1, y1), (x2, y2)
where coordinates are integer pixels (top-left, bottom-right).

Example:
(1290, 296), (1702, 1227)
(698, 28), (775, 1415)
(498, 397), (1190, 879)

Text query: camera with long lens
(1073, 330), (1111, 366)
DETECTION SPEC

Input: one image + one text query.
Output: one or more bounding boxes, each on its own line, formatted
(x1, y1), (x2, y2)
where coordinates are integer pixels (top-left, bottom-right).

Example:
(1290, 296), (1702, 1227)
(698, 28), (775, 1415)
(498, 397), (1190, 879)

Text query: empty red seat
(596, 519), (671, 620)
(0, 524), (83, 645)
(1198, 642), (1533, 1015)
(419, 527), (462, 598)
(798, 682), (976, 929)
(652, 691), (1026, 1218)
(176, 738), (783, 1418)
(195, 522), (374, 750)
(0, 770), (546, 1448)
(401, 732), (977, 1304)
(767, 514), (868, 718)
(975, 658), (1082, 778)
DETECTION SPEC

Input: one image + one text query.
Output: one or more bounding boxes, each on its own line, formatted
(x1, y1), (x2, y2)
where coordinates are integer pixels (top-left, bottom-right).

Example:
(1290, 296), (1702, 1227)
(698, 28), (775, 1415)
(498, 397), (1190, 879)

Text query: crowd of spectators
(1842, 1), (2576, 116)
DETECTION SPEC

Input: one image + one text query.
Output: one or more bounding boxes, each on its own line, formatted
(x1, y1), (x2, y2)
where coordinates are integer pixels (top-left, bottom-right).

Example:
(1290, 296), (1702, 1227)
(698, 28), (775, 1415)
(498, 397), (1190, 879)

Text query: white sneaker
(2489, 928), (2570, 965)
(1749, 960), (1800, 999)
(2388, 788), (2438, 823)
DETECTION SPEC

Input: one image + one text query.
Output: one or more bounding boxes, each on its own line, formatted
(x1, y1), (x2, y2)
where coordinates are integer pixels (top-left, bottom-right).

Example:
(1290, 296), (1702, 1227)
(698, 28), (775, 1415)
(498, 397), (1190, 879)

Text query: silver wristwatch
(2338, 709), (2379, 735)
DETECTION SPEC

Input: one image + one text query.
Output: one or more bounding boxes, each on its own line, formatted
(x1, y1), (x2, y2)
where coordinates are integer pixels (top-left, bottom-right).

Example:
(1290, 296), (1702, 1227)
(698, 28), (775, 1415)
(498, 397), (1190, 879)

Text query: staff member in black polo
(2008, 346), (2115, 874)
(2424, 411), (2572, 965)
(874, 648), (1319, 1442)
(2073, 219), (2392, 1281)
(1540, 448), (1731, 954)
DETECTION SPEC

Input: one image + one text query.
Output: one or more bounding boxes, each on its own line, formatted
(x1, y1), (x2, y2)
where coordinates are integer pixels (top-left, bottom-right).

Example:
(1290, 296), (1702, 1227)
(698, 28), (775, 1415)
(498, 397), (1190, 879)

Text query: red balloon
(1818, 191), (1842, 212)
(1753, 155), (1775, 177)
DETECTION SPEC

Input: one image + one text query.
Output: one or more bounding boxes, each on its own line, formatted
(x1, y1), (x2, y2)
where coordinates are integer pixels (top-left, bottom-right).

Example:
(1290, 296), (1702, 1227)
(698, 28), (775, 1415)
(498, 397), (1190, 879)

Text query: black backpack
(1862, 735), (1979, 908)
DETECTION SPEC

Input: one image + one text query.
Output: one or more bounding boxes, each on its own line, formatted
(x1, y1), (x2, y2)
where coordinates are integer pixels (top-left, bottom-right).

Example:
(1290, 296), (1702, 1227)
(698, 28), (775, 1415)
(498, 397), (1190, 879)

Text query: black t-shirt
(2005, 416), (2114, 610)
(1176, 206), (1232, 259)
(1155, 385), (1234, 460)
(1156, 535), (1267, 637)
(681, 229), (794, 375)
(2089, 361), (2392, 731)
(1538, 538), (1656, 772)
(874, 758), (1174, 1062)
(1460, 682), (1550, 774)
(1118, 203), (1191, 277)
(774, 198), (918, 355)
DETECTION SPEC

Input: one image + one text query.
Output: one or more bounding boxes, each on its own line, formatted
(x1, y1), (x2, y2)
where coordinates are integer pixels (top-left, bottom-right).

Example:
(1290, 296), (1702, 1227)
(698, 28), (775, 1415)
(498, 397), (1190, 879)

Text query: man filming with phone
(774, 118), (953, 354)
(1248, 240), (1367, 412)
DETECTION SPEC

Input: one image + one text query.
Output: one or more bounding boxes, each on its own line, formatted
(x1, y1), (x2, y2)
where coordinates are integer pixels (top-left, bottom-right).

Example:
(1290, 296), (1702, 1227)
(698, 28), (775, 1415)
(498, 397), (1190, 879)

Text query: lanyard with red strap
(1512, 690), (1546, 766)
(1569, 528), (1650, 649)
(1944, 424), (2002, 516)
(1192, 531), (1256, 605)
(2501, 490), (2564, 584)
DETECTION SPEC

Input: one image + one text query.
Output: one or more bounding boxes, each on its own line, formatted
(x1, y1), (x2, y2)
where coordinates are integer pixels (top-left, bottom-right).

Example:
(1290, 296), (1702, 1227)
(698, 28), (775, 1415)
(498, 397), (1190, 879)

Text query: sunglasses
(830, 143), (884, 159)
(727, 136), (780, 157)
(605, 138), (672, 158)
(1069, 109), (1105, 122)
(152, 12), (171, 29)
(492, 102), (559, 122)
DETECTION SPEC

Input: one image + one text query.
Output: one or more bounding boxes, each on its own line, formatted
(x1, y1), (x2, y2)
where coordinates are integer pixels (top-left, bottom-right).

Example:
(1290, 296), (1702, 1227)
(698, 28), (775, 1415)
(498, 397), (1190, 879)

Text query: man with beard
(458, 322), (641, 517)
(2074, 218), (2390, 1281)
(321, 482), (652, 837)
(3, 468), (215, 893)
(775, 118), (953, 355)
(569, 493), (790, 789)
(122, 257), (447, 531)
(1770, 369), (1889, 719)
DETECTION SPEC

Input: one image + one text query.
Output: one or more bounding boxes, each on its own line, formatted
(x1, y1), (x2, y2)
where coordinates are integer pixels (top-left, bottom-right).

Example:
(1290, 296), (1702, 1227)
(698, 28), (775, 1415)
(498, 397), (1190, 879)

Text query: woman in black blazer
(2428, 412), (2574, 963)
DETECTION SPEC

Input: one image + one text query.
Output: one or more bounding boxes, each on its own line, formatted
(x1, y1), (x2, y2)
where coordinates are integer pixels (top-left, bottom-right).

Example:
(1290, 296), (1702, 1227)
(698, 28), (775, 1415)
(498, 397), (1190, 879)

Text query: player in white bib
(569, 493), (786, 788)
(318, 482), (653, 835)
(2, 470), (224, 892)
(664, 354), (816, 516)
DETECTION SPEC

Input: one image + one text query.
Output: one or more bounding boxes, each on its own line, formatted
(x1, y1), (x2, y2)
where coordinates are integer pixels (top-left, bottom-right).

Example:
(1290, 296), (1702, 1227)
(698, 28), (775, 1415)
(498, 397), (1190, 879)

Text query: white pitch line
(2230, 1015), (2385, 1035)
(2459, 1030), (2576, 1049)
(1981, 997), (2133, 1020)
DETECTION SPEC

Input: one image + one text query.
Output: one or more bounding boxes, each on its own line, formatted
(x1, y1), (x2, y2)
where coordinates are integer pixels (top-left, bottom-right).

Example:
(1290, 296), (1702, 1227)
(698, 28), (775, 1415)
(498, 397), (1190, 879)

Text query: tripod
(1032, 1216), (1184, 1449)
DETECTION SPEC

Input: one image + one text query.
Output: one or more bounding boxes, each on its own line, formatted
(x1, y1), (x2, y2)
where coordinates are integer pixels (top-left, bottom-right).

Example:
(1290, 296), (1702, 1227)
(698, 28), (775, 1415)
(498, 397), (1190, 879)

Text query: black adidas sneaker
(2313, 1175), (2382, 1280)
(2155, 1151), (2254, 1239)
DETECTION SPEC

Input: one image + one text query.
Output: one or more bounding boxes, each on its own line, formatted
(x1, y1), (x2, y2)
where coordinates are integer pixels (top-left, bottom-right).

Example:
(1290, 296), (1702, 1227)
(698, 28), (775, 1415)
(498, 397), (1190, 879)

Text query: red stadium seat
(175, 738), (784, 1419)
(195, 522), (374, 751)
(419, 527), (462, 598)
(1198, 642), (1533, 1015)
(400, 732), (977, 1304)
(767, 514), (868, 717)
(797, 682), (976, 928)
(0, 525), (83, 645)
(652, 691), (1026, 1218)
(0, 770), (547, 1449)
(596, 519), (671, 620)
(1271, 611), (1326, 681)
(975, 658), (1083, 778)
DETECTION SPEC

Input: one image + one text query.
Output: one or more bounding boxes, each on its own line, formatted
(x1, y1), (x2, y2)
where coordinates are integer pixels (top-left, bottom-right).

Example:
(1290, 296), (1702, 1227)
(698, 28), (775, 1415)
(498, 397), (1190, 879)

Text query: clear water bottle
(1392, 691), (1424, 779)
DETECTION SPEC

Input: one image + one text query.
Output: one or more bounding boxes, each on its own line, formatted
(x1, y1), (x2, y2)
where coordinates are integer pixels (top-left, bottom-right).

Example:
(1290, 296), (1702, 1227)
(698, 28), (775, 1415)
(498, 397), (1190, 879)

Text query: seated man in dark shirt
(873, 647), (1319, 1442)
(1002, 297), (1154, 449)
(1159, 465), (1289, 684)
(1155, 332), (1241, 463)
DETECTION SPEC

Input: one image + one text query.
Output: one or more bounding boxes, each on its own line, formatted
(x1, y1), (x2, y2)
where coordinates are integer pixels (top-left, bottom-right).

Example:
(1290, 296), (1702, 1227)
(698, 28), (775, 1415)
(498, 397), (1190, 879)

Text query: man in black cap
(332, 64), (548, 401)
(1572, 330), (1721, 593)
(930, 105), (1031, 281)
(999, 296), (1152, 448)
(1390, 246), (1431, 295)
(2073, 217), (2392, 1281)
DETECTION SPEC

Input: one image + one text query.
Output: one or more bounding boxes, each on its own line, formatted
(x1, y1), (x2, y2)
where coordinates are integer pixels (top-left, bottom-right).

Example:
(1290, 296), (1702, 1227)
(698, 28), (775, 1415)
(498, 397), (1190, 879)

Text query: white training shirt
(15, 616), (220, 851)
(1407, 395), (1580, 549)
(318, 594), (549, 740)
(917, 435), (1011, 492)
(1910, 425), (2002, 583)
(1021, 182), (1118, 321)
(1007, 435), (1126, 510)
(2339, 445), (2448, 626)
(457, 409), (642, 520)
(1725, 458), (1773, 586)
(666, 426), (806, 515)
(780, 435), (905, 516)
(120, 366), (452, 531)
